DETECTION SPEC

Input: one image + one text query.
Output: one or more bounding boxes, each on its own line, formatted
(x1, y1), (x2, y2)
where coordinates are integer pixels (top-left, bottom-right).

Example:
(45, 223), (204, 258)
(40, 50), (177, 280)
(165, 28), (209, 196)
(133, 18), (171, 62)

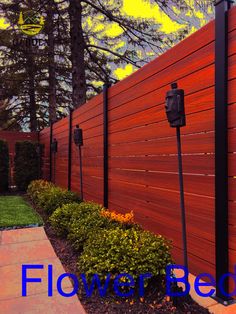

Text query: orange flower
(100, 209), (134, 223)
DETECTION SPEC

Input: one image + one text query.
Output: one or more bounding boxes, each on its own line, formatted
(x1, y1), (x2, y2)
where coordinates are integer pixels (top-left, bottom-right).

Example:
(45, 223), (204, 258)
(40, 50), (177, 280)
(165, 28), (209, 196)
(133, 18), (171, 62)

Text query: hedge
(27, 179), (54, 203)
(14, 141), (43, 191)
(49, 202), (104, 238)
(0, 140), (9, 192)
(27, 180), (81, 214)
(78, 227), (172, 282)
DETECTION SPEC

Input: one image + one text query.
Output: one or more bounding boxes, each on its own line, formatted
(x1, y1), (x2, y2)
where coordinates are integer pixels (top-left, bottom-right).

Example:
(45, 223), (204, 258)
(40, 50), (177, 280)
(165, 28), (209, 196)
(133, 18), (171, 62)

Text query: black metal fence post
(37, 131), (41, 179)
(215, 0), (233, 302)
(53, 144), (56, 184)
(68, 109), (73, 190)
(73, 124), (84, 200)
(176, 127), (188, 271)
(103, 83), (111, 208)
(49, 121), (53, 182)
(79, 144), (83, 200)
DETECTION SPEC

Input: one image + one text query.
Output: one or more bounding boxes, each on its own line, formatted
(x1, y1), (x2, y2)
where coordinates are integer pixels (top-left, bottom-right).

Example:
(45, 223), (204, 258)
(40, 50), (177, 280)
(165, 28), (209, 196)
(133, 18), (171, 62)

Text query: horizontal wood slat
(109, 132), (214, 156)
(109, 168), (214, 197)
(110, 154), (215, 175)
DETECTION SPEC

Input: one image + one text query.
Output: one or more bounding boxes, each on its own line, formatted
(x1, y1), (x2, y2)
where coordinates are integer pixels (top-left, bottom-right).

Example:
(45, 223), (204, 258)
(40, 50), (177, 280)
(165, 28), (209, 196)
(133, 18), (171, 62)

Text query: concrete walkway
(0, 227), (86, 314)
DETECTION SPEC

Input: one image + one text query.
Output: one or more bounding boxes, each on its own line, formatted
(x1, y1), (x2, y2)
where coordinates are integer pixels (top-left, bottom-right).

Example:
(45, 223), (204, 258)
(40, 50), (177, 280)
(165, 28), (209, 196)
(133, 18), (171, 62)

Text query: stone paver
(208, 303), (236, 314)
(174, 269), (236, 314)
(1, 227), (47, 244)
(0, 227), (86, 314)
(0, 289), (86, 314)
(0, 259), (72, 300)
(0, 239), (56, 266)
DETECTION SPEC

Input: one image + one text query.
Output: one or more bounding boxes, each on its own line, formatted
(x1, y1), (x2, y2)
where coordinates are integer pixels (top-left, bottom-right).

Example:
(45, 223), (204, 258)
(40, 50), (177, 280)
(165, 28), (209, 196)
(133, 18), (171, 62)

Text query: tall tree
(27, 47), (38, 131)
(0, 99), (22, 130)
(46, 0), (57, 122)
(69, 0), (86, 107)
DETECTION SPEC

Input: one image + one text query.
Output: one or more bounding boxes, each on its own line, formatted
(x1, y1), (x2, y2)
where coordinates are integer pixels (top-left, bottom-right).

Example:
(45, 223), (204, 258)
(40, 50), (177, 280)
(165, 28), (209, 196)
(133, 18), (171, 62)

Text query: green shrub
(67, 202), (116, 251)
(50, 201), (139, 251)
(78, 227), (172, 282)
(27, 180), (54, 203)
(50, 201), (107, 248)
(37, 185), (81, 215)
(49, 202), (82, 237)
(14, 141), (43, 191)
(0, 140), (9, 192)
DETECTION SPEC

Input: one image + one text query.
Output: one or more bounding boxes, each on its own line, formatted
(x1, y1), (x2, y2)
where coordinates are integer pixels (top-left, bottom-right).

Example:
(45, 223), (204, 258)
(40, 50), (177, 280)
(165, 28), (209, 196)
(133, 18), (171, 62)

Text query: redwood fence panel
(38, 4), (236, 297)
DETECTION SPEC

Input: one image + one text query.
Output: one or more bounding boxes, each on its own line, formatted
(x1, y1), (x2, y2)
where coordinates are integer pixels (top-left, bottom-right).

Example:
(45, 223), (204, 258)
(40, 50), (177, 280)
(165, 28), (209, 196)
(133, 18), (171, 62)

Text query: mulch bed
(25, 195), (210, 314)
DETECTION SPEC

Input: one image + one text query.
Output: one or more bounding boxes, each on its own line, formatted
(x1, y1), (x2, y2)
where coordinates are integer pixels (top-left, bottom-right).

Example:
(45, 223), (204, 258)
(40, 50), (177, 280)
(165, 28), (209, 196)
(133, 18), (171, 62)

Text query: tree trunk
(27, 53), (37, 131)
(69, 0), (86, 108)
(47, 1), (57, 122)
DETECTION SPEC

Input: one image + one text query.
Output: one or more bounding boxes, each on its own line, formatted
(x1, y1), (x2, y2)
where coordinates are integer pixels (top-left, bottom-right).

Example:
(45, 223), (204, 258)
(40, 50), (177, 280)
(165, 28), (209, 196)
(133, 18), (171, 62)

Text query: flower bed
(27, 180), (209, 314)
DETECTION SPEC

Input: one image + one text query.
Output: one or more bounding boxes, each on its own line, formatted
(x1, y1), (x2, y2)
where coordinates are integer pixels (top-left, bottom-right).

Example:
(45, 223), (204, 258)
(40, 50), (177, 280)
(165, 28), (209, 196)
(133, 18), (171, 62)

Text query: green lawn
(0, 196), (43, 228)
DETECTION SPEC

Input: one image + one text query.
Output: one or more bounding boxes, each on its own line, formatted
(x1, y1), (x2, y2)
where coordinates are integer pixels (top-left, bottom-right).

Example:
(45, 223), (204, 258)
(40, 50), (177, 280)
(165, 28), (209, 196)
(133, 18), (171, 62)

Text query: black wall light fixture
(165, 82), (188, 271)
(73, 124), (84, 200)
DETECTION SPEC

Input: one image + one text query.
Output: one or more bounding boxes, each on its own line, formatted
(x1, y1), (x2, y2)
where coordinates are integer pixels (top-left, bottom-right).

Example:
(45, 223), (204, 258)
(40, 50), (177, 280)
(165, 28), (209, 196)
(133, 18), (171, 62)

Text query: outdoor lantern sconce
(73, 125), (84, 200)
(165, 82), (186, 128)
(51, 138), (58, 153)
(165, 83), (188, 277)
(73, 125), (83, 147)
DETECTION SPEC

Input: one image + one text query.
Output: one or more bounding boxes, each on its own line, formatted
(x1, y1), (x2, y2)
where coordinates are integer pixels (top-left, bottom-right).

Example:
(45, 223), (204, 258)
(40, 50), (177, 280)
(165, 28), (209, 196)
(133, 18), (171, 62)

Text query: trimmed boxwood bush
(37, 185), (81, 215)
(27, 179), (81, 215)
(78, 227), (172, 282)
(50, 201), (138, 251)
(14, 141), (43, 191)
(0, 140), (9, 192)
(50, 202), (139, 252)
(50, 202), (107, 247)
(49, 202), (83, 237)
(67, 203), (115, 251)
(27, 179), (54, 203)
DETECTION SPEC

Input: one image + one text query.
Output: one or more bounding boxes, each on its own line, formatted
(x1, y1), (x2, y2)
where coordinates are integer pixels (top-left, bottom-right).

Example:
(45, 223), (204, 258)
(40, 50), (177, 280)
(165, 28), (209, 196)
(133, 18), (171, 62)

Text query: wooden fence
(40, 6), (236, 289)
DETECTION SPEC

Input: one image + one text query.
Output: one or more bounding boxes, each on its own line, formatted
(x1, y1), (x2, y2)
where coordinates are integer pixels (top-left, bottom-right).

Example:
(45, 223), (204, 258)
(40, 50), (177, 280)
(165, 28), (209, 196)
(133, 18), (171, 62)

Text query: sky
(122, 0), (185, 34)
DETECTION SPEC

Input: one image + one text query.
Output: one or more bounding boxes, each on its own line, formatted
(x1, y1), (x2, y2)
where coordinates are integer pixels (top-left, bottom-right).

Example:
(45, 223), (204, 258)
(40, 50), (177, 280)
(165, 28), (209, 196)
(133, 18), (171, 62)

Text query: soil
(25, 195), (210, 314)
